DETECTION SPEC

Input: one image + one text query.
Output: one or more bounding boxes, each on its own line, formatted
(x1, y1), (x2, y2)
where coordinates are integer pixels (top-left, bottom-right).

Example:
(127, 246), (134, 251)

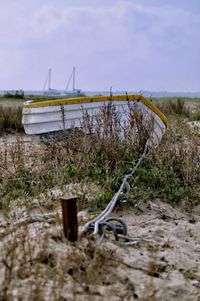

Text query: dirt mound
(1, 200), (200, 300)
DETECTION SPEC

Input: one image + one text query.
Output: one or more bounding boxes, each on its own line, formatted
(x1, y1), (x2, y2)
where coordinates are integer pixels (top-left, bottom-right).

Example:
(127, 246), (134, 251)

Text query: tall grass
(0, 102), (199, 213)
(155, 98), (200, 122)
(0, 105), (23, 133)
(156, 98), (190, 117)
(0, 103), (154, 212)
(127, 119), (200, 206)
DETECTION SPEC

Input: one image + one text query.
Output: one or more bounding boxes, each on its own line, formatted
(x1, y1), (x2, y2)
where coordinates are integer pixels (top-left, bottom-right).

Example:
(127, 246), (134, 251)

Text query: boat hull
(22, 95), (167, 146)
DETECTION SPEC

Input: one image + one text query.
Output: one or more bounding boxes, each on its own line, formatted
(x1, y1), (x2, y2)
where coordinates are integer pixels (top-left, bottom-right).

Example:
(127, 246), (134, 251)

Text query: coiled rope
(83, 143), (149, 243)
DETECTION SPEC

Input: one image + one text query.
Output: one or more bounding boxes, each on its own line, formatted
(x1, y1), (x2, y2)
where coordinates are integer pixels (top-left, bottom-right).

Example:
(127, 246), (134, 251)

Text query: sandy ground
(0, 112), (200, 300)
(1, 200), (200, 301)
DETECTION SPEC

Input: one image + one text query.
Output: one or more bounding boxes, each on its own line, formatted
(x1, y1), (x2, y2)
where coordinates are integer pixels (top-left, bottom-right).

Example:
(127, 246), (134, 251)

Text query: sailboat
(43, 67), (83, 96)
(43, 68), (61, 96)
(64, 66), (82, 96)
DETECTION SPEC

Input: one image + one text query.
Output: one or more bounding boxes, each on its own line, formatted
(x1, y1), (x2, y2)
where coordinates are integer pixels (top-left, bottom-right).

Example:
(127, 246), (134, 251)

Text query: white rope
(83, 143), (149, 235)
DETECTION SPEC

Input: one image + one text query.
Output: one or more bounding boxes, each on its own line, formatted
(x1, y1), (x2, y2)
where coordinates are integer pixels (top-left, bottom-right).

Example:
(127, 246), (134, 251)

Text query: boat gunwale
(23, 94), (168, 126)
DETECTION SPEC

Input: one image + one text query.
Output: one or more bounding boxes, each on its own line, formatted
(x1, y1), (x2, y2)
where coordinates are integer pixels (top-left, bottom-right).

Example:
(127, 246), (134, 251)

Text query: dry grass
(0, 103), (154, 213)
(0, 222), (132, 300)
(0, 105), (23, 133)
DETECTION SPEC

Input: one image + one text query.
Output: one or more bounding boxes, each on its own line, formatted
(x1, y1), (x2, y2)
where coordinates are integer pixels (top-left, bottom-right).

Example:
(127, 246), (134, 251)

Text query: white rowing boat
(22, 94), (167, 146)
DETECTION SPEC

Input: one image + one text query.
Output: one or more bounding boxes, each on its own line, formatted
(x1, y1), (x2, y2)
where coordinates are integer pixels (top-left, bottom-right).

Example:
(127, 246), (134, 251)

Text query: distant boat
(22, 94), (167, 146)
(64, 66), (82, 96)
(43, 67), (83, 96)
(43, 68), (60, 96)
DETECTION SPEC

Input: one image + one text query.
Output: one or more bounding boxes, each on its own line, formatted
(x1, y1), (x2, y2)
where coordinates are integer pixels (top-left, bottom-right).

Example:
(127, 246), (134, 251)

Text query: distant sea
(0, 90), (200, 98)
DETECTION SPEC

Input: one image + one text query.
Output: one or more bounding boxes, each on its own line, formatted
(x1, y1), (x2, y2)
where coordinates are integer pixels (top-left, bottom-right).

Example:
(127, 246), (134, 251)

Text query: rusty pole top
(60, 195), (78, 242)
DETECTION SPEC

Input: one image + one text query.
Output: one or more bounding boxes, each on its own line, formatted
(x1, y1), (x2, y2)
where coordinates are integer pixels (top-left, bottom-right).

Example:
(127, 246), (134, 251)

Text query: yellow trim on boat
(23, 95), (168, 126)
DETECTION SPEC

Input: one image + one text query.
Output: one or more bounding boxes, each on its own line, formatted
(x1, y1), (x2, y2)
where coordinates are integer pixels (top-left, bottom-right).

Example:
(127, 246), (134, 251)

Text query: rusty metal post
(60, 195), (78, 242)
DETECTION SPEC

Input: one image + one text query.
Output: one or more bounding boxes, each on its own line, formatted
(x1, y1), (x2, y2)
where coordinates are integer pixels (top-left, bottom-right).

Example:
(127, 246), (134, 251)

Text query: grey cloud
(0, 0), (199, 91)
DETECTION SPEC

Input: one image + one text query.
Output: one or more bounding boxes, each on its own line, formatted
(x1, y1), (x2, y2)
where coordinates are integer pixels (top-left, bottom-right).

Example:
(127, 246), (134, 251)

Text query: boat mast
(73, 66), (75, 91)
(48, 68), (51, 91)
(65, 66), (76, 91)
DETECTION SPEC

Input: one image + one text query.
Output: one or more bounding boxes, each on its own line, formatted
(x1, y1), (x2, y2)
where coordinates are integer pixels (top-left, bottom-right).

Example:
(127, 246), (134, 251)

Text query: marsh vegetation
(0, 97), (199, 300)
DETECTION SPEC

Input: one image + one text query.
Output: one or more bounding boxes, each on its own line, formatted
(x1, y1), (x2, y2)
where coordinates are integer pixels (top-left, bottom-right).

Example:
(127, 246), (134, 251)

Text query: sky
(0, 0), (200, 92)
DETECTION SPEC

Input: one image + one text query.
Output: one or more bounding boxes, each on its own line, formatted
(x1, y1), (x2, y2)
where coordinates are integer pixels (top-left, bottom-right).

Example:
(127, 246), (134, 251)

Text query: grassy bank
(0, 99), (199, 215)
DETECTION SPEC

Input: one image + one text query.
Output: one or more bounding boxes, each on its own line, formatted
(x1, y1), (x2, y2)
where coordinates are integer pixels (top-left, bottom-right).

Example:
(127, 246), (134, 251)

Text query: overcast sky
(0, 0), (199, 92)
